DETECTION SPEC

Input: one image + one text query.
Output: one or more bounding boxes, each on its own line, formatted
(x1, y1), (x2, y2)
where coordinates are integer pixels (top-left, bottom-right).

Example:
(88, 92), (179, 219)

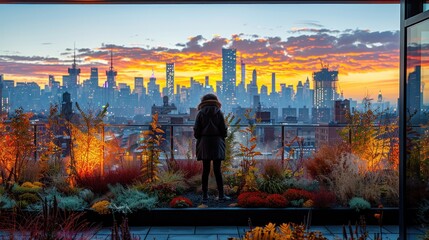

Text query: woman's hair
(201, 93), (218, 102)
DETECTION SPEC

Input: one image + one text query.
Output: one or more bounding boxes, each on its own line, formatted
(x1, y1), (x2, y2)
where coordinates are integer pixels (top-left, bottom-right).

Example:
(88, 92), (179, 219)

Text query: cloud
(295, 20), (324, 28)
(41, 42), (53, 45)
(0, 27), (400, 95)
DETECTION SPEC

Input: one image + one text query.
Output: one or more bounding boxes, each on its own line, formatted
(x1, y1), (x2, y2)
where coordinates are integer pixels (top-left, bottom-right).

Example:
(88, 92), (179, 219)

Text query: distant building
(222, 48), (236, 111)
(313, 65), (339, 122)
(282, 106), (297, 122)
(104, 51), (117, 106)
(298, 106), (310, 123)
(66, 48), (81, 101)
(166, 63), (175, 102)
(151, 96), (177, 115)
(407, 65), (422, 125)
(334, 99), (350, 124)
(315, 123), (344, 149)
(312, 107), (331, 123)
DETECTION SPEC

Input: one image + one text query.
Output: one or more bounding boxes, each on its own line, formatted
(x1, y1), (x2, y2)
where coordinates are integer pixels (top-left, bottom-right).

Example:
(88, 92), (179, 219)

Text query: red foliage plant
(311, 189), (337, 208)
(304, 144), (350, 179)
(283, 188), (313, 202)
(76, 166), (141, 193)
(238, 192), (272, 208)
(175, 159), (203, 179)
(169, 196), (193, 208)
(266, 194), (288, 208)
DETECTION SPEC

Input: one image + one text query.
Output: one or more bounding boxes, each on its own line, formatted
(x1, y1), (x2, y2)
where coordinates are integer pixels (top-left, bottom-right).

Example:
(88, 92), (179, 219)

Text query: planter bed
(85, 207), (399, 226)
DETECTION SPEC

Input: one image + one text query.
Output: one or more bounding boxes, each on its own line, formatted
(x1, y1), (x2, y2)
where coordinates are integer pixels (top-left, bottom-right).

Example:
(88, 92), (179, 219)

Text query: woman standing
(193, 93), (229, 204)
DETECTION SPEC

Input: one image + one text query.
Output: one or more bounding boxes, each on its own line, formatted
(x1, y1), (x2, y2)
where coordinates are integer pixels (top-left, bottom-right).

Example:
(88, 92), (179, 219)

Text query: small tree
(70, 103), (108, 182)
(138, 113), (165, 183)
(237, 110), (261, 192)
(340, 99), (397, 171)
(0, 108), (34, 184)
(223, 112), (241, 172)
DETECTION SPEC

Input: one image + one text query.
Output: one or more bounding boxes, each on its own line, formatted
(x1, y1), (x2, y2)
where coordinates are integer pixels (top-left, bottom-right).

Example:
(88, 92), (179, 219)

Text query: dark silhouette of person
(193, 93), (229, 204)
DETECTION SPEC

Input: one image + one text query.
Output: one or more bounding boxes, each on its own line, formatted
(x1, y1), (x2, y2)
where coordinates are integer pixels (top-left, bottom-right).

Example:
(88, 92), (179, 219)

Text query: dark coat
(193, 104), (227, 161)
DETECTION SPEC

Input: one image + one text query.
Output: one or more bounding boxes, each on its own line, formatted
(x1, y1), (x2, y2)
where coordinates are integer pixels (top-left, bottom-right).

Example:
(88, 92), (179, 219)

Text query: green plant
(0, 194), (16, 209)
(138, 113), (165, 183)
(223, 113), (241, 172)
(18, 193), (40, 204)
(108, 184), (157, 214)
(257, 178), (286, 194)
(237, 110), (261, 192)
(283, 178), (320, 192)
(349, 197), (371, 212)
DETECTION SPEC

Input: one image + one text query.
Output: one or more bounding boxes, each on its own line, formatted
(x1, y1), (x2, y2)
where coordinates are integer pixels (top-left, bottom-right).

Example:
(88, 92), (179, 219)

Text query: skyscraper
(66, 48), (81, 101)
(134, 77), (145, 100)
(166, 63), (175, 102)
(90, 67), (99, 89)
(313, 65), (339, 109)
(247, 69), (258, 104)
(104, 51), (117, 105)
(222, 48), (236, 110)
(407, 65), (421, 125)
(271, 73), (276, 94)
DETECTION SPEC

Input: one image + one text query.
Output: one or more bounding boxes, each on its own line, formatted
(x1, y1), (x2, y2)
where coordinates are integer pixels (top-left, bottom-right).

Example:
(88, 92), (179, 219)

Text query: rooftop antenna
(110, 49), (114, 70)
(73, 42), (76, 67)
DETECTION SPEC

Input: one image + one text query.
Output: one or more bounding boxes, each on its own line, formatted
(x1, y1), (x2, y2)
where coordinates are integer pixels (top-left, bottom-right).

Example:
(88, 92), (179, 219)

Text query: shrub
(57, 195), (86, 211)
(304, 144), (349, 180)
(283, 178), (320, 192)
(311, 190), (336, 208)
(258, 178), (286, 194)
(238, 192), (269, 208)
(243, 223), (327, 240)
(0, 194), (16, 209)
(12, 183), (41, 195)
(21, 182), (37, 188)
(91, 200), (111, 215)
(18, 193), (40, 204)
(260, 160), (284, 181)
(77, 167), (141, 194)
(78, 188), (95, 203)
(175, 160), (203, 179)
(109, 184), (157, 214)
(283, 188), (313, 202)
(303, 199), (314, 208)
(150, 184), (177, 203)
(266, 194), (288, 208)
(349, 197), (371, 212)
(156, 170), (187, 192)
(169, 196), (193, 208)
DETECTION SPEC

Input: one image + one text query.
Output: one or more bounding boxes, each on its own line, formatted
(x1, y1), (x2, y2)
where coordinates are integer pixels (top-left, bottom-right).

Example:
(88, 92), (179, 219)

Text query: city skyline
(0, 4), (401, 104)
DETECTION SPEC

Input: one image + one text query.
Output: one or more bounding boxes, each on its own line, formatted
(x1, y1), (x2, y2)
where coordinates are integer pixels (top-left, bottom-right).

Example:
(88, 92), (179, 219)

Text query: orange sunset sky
(0, 4), (402, 104)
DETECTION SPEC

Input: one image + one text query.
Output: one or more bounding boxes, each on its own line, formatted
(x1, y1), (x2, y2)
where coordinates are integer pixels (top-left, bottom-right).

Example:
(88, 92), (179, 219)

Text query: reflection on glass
(406, 19), (429, 236)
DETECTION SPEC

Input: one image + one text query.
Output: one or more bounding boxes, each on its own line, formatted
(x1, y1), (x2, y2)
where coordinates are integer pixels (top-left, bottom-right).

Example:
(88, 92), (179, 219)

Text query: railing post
(170, 125), (174, 160)
(281, 125), (285, 168)
(101, 125), (105, 176)
(33, 124), (37, 161)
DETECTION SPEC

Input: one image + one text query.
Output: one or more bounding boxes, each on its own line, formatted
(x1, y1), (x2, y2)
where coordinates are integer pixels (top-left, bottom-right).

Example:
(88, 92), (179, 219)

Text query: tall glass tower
(222, 48), (236, 110)
(166, 63), (175, 102)
(312, 66), (339, 109)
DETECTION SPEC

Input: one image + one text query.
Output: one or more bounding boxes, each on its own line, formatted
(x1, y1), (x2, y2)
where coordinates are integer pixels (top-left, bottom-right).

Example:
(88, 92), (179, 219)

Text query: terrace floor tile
(195, 226), (239, 235)
(148, 226), (195, 235)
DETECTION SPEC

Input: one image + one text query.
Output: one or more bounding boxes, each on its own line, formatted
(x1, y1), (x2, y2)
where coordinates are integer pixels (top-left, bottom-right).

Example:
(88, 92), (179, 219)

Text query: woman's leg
(212, 160), (224, 198)
(201, 160), (211, 199)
